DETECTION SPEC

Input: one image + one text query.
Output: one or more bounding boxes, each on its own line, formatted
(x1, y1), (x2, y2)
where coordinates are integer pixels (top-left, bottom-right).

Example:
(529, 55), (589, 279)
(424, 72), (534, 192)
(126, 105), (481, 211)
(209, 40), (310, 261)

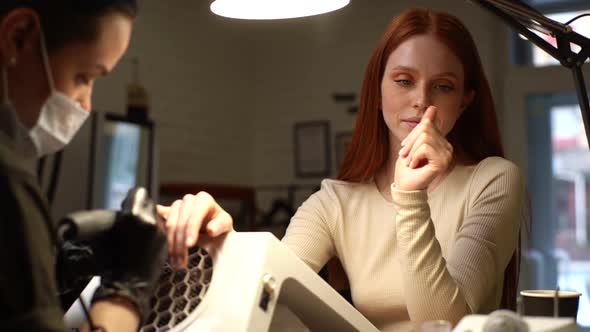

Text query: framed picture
(335, 131), (353, 173)
(294, 121), (331, 178)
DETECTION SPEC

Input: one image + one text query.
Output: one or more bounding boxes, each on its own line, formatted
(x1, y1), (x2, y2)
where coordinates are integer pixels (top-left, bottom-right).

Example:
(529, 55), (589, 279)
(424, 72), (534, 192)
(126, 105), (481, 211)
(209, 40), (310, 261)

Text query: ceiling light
(210, 0), (350, 20)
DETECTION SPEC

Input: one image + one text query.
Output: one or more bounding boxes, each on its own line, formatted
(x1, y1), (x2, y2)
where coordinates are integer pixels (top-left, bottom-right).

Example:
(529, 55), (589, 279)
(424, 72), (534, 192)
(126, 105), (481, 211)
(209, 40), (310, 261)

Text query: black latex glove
(91, 213), (167, 322)
(56, 241), (96, 310)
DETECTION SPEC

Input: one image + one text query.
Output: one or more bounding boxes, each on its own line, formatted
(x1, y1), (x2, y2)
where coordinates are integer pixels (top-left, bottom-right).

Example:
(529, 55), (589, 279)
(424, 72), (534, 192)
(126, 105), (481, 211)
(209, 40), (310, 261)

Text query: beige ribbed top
(282, 156), (525, 331)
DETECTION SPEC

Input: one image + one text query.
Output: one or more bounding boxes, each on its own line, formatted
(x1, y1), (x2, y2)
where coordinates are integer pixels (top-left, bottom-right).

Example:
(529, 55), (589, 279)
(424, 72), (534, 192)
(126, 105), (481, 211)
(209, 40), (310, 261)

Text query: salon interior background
(47, 0), (590, 326)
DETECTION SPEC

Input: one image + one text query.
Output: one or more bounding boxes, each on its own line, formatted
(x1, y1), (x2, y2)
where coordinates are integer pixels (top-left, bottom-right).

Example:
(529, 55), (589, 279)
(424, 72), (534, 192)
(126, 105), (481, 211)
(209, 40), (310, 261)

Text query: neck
(374, 138), (401, 201)
(1, 68), (38, 129)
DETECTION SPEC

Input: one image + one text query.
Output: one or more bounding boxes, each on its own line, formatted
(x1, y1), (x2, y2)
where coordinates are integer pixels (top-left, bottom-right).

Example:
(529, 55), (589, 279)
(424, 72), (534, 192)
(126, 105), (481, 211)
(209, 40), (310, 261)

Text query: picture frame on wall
(334, 131), (353, 173)
(294, 121), (331, 178)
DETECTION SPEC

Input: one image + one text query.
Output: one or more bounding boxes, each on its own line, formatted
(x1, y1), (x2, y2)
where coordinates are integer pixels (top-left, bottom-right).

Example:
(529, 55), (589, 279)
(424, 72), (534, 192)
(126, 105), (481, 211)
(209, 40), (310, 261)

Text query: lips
(401, 117), (421, 129)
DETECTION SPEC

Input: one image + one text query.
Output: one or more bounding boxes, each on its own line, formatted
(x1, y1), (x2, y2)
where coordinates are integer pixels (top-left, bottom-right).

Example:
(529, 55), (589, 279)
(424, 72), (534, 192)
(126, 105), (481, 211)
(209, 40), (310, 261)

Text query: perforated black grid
(140, 247), (213, 332)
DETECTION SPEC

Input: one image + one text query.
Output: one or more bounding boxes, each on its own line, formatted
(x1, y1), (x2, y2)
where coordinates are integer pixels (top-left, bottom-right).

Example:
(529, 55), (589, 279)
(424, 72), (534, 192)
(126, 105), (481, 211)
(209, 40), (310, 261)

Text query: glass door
(526, 92), (590, 326)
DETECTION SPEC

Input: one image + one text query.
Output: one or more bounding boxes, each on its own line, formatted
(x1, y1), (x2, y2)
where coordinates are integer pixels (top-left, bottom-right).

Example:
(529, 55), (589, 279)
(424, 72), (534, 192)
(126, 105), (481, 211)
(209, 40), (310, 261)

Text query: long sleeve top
(0, 104), (67, 331)
(282, 156), (525, 331)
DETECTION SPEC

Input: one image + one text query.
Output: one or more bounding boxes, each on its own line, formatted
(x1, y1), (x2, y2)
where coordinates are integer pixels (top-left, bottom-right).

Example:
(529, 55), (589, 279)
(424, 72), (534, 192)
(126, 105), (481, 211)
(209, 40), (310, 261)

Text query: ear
(460, 89), (475, 113)
(0, 8), (41, 66)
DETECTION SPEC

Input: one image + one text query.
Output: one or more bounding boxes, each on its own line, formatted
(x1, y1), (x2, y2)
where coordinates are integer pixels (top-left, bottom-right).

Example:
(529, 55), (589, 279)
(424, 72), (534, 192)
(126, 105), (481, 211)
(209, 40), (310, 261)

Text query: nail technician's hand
(395, 106), (453, 191)
(157, 192), (233, 268)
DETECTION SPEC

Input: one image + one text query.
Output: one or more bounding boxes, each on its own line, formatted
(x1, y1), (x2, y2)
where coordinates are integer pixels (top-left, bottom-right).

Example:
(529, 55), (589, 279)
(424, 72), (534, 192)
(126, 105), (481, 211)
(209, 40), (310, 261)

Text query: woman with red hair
(280, 7), (525, 330)
(162, 7), (525, 331)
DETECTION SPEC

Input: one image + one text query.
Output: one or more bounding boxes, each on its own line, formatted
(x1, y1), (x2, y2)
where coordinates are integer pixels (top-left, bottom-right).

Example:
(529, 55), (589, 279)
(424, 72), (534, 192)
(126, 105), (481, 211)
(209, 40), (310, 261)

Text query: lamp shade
(210, 0), (350, 20)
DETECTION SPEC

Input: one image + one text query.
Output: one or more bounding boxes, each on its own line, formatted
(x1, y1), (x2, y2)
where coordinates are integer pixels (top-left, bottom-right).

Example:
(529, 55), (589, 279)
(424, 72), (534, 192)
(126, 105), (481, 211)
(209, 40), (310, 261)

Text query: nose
(412, 84), (431, 113)
(77, 98), (91, 113)
(84, 100), (92, 113)
(79, 90), (92, 112)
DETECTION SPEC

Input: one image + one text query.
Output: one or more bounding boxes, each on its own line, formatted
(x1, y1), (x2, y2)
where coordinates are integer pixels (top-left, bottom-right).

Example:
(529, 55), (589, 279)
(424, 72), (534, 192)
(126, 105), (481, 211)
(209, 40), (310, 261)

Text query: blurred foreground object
(455, 311), (580, 332)
(65, 232), (378, 331)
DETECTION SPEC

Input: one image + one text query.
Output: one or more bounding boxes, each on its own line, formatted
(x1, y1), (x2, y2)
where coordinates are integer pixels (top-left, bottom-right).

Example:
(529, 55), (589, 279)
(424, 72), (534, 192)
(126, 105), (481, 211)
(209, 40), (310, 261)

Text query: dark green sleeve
(0, 174), (67, 332)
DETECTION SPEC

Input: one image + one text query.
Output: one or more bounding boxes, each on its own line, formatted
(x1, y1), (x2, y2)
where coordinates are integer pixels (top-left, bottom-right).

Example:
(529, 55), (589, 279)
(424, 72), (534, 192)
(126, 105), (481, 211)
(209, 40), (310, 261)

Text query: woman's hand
(157, 192), (233, 268)
(395, 106), (453, 191)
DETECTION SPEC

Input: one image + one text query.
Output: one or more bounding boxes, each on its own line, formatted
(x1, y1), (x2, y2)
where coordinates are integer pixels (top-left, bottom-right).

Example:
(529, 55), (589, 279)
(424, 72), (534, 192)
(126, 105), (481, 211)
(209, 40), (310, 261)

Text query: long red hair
(338, 8), (504, 182)
(335, 8), (517, 310)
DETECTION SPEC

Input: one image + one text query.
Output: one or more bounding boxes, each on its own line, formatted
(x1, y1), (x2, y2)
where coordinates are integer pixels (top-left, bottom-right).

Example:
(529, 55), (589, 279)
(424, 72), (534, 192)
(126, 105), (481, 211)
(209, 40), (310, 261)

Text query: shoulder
(473, 156), (521, 174)
(0, 148), (41, 203)
(319, 178), (371, 192)
(0, 144), (52, 232)
(297, 179), (373, 222)
(466, 156), (525, 202)
(469, 156), (523, 187)
(0, 142), (37, 187)
(316, 178), (374, 203)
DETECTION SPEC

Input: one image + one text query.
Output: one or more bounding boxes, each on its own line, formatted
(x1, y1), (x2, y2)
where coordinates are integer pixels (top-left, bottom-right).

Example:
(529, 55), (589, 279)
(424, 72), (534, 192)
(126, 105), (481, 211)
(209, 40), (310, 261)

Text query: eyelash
(394, 79), (412, 87)
(394, 79), (454, 92)
(435, 84), (454, 92)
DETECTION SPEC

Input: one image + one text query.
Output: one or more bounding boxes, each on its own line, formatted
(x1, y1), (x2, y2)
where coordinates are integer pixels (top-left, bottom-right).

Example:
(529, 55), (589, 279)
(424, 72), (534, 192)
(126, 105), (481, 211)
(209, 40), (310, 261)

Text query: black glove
(91, 216), (167, 321)
(56, 240), (97, 311)
(90, 189), (168, 322)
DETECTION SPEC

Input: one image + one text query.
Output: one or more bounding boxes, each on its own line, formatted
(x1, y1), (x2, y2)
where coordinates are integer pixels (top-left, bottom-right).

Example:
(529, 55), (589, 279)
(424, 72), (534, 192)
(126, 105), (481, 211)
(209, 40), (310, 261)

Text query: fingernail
(186, 236), (194, 246)
(401, 139), (406, 146)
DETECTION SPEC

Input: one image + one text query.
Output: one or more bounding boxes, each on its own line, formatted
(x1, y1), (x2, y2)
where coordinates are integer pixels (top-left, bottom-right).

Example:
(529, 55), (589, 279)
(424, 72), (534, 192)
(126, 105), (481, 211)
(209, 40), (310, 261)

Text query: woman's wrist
(391, 181), (426, 192)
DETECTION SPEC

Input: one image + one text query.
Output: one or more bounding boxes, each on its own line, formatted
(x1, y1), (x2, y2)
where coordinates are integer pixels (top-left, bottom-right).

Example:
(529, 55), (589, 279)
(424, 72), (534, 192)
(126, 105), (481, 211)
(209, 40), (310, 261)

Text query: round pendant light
(210, 0), (350, 20)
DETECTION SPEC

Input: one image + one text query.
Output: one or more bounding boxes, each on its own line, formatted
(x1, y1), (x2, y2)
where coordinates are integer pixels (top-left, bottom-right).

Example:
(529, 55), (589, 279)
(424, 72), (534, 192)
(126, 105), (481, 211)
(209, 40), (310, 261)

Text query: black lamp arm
(470, 0), (590, 147)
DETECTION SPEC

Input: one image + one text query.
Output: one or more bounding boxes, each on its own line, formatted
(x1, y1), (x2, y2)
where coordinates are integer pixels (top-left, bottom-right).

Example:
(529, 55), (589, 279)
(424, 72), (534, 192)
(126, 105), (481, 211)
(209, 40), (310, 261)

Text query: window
(511, 0), (590, 67)
(526, 92), (590, 326)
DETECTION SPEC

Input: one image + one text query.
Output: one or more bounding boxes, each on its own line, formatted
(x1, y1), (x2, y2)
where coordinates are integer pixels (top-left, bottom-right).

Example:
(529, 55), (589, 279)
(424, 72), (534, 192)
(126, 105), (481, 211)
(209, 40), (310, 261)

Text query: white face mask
(29, 32), (89, 157)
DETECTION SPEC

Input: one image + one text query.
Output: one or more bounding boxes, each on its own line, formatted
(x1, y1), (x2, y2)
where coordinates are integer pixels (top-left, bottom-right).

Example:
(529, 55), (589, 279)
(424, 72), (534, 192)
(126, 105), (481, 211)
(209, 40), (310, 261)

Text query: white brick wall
(245, 0), (506, 210)
(52, 0), (515, 218)
(93, 0), (256, 186)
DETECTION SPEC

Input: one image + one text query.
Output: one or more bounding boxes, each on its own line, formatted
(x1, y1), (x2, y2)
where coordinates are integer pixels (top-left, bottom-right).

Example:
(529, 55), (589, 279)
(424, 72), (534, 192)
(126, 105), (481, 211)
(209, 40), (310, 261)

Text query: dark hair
(338, 8), (504, 183)
(0, 0), (138, 51)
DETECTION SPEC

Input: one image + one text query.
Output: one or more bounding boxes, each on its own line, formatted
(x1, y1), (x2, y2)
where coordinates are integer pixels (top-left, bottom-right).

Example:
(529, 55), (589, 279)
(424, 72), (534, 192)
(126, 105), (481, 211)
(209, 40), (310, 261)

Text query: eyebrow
(391, 65), (417, 73)
(390, 65), (459, 79)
